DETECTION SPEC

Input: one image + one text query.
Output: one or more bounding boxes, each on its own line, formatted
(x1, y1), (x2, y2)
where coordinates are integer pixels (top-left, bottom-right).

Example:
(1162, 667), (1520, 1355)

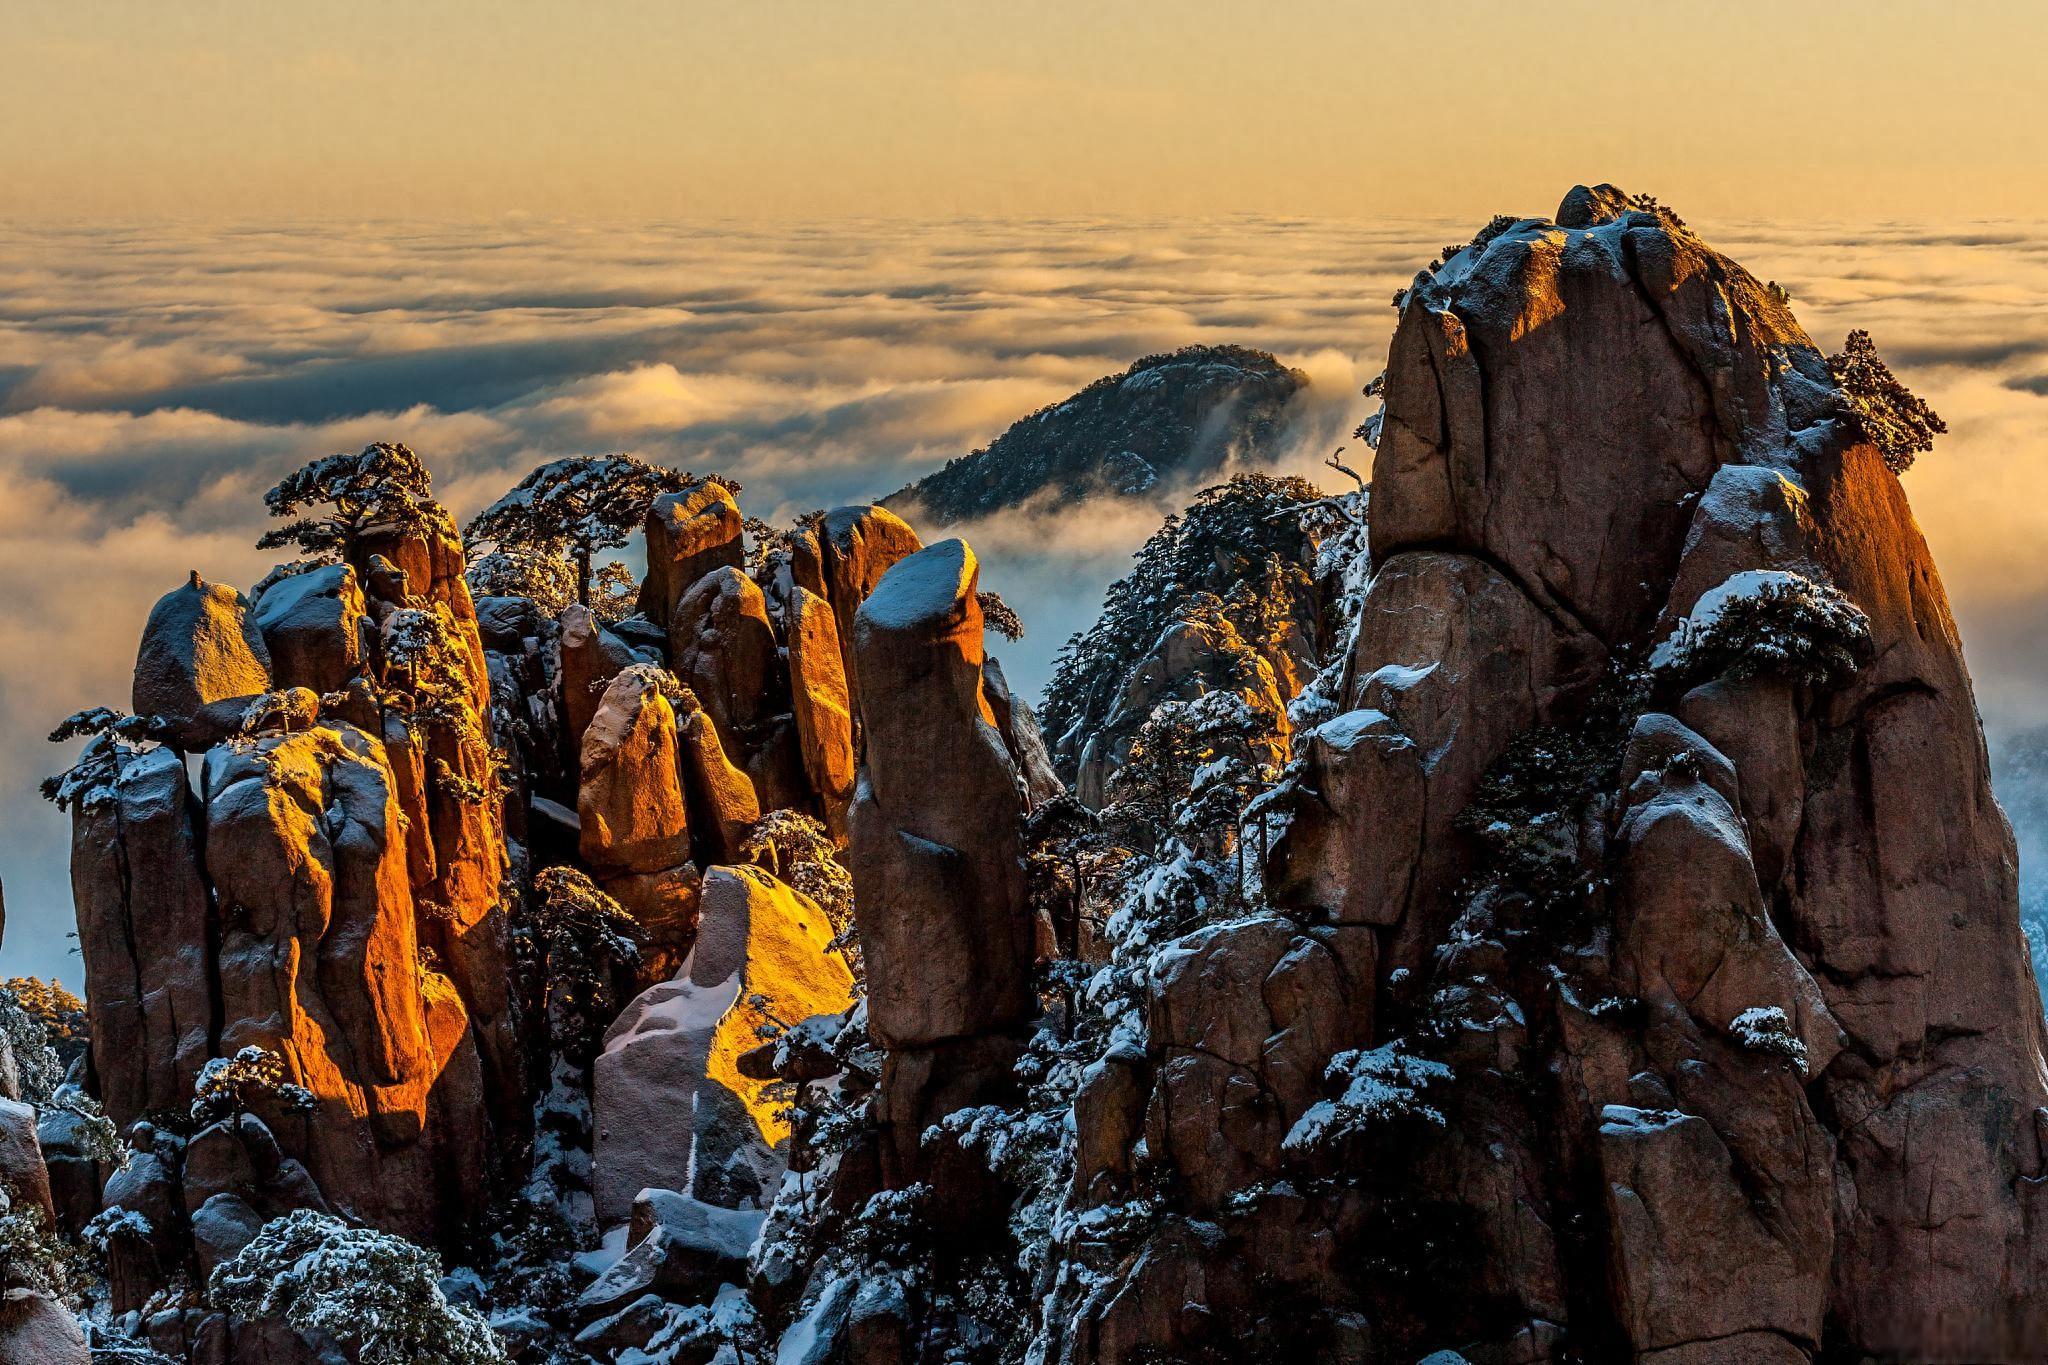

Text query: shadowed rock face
(69, 746), (217, 1129)
(848, 539), (1036, 1180)
(253, 562), (368, 695)
(1058, 188), (2048, 1362)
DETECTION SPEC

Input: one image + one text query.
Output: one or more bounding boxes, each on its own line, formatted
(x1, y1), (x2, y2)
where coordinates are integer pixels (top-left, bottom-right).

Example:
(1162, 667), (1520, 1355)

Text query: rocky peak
(886, 344), (1308, 525)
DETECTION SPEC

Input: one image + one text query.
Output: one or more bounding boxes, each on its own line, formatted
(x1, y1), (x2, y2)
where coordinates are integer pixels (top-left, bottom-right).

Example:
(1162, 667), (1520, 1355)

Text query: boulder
(191, 1192), (267, 1278)
(0, 1098), (52, 1220)
(1369, 208), (1733, 644)
(677, 703), (761, 865)
(35, 1107), (103, 1236)
(132, 571), (272, 749)
(579, 665), (691, 876)
(592, 866), (853, 1224)
(0, 1290), (88, 1365)
(670, 568), (781, 740)
(643, 481), (745, 627)
(253, 563), (368, 695)
(558, 602), (640, 757)
(670, 566), (805, 807)
(576, 1188), (765, 1316)
(473, 593), (541, 651)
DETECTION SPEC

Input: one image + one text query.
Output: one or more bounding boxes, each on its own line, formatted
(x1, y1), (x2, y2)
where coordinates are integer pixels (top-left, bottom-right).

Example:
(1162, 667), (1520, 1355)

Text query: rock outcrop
(0, 1289), (89, 1365)
(642, 481), (745, 628)
(784, 587), (857, 837)
(68, 745), (218, 1129)
(132, 572), (273, 750)
(847, 539), (1036, 1182)
(253, 562), (369, 695)
(202, 723), (487, 1245)
(592, 865), (854, 1224)
(817, 504), (922, 714)
(1051, 188), (2048, 1362)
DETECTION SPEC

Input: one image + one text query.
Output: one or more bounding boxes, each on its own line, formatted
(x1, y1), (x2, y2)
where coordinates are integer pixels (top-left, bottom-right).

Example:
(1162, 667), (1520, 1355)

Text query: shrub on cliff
(1657, 571), (1871, 692)
(1041, 472), (1320, 759)
(1828, 329), (1947, 474)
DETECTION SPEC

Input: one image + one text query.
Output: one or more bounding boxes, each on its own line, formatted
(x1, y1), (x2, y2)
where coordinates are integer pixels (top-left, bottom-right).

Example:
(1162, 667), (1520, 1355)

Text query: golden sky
(6, 0), (2045, 222)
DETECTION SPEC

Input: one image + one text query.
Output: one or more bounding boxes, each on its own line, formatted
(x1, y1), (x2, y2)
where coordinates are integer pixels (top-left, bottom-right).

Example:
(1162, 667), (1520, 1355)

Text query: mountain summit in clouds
(885, 343), (1306, 524)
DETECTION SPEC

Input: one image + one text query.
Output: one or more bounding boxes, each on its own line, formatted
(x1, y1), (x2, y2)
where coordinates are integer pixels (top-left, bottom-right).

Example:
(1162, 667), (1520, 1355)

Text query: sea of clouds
(3, 210), (2045, 984)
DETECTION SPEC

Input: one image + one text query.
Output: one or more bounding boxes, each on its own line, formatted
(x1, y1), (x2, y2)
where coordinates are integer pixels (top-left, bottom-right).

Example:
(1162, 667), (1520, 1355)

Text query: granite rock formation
(1047, 188), (2048, 1363)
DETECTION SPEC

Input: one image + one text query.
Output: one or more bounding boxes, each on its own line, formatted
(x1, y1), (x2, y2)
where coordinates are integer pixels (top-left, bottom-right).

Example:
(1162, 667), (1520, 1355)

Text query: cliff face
(1049, 188), (2048, 1362)
(887, 344), (1307, 525)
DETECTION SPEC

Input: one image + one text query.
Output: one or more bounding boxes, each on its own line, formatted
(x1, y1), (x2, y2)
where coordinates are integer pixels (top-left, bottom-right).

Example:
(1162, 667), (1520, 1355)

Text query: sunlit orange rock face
(592, 864), (855, 1225)
(74, 507), (512, 1261)
(1060, 187), (2048, 1362)
(202, 724), (486, 1245)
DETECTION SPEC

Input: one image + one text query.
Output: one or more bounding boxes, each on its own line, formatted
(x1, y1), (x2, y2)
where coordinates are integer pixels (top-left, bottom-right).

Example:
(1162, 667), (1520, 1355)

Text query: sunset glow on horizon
(6, 0), (2047, 224)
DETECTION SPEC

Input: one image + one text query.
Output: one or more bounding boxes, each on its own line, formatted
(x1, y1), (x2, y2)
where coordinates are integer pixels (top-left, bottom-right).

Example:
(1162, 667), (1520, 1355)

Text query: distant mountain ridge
(884, 343), (1307, 524)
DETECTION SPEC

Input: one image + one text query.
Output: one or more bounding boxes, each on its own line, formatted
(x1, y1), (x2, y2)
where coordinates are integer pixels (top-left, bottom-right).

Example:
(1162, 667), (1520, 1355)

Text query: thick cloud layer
(2, 212), (2043, 986)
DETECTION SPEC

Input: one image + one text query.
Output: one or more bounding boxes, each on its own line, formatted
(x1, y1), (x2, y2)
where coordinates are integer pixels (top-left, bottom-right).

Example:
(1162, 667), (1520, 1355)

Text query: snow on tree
(258, 442), (439, 562)
(1022, 794), (1127, 964)
(1039, 472), (1322, 768)
(465, 455), (724, 606)
(977, 590), (1024, 642)
(1281, 1042), (1454, 1160)
(587, 559), (640, 623)
(517, 867), (641, 1060)
(1728, 1005), (1809, 1068)
(190, 1045), (318, 1126)
(39, 707), (163, 811)
(208, 1209), (507, 1365)
(1828, 328), (1947, 473)
(0, 983), (65, 1104)
(1102, 689), (1278, 864)
(381, 604), (490, 762)
(0, 1190), (89, 1306)
(1654, 570), (1871, 692)
(465, 547), (576, 617)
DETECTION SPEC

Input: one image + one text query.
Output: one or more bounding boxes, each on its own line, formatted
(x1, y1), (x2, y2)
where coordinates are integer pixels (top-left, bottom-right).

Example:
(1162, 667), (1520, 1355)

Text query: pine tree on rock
(467, 455), (730, 606)
(258, 442), (439, 563)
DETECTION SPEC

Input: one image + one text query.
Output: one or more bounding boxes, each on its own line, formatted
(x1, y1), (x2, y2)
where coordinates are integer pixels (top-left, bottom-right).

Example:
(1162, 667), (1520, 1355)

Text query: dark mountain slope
(885, 343), (1307, 524)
